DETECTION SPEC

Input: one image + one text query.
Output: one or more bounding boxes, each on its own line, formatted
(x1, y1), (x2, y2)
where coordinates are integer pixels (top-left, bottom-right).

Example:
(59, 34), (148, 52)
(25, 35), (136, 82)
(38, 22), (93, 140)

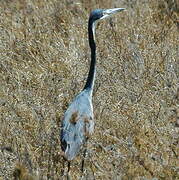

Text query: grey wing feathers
(60, 90), (94, 161)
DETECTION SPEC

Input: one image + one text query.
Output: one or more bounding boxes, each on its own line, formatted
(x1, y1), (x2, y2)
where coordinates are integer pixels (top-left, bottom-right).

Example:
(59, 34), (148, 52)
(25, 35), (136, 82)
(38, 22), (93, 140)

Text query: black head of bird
(87, 8), (124, 44)
(90, 8), (125, 21)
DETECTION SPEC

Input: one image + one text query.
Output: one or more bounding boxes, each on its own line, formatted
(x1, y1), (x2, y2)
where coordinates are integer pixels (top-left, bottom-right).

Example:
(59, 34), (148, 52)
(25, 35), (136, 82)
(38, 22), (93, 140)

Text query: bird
(60, 8), (125, 173)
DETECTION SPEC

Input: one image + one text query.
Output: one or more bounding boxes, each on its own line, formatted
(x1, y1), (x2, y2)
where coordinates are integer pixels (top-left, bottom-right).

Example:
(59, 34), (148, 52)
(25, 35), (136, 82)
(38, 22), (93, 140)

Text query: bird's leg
(81, 138), (88, 172)
(67, 161), (71, 173)
(81, 148), (87, 172)
(66, 161), (72, 180)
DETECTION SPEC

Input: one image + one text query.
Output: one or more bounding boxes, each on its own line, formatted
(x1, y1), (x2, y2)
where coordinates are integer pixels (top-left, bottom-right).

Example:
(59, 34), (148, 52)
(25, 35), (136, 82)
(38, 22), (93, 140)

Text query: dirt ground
(0, 0), (178, 179)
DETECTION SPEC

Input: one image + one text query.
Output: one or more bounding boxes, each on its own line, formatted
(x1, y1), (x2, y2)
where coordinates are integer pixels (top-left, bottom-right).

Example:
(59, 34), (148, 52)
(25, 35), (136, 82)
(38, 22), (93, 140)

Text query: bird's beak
(101, 8), (125, 19)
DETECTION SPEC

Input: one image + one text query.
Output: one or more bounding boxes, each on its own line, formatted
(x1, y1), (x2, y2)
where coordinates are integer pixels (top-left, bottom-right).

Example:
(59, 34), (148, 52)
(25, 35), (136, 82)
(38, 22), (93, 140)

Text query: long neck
(83, 20), (96, 92)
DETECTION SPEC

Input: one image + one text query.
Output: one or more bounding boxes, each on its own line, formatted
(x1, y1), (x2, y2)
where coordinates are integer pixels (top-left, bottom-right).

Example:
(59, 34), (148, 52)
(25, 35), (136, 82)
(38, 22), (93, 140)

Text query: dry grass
(0, 0), (178, 179)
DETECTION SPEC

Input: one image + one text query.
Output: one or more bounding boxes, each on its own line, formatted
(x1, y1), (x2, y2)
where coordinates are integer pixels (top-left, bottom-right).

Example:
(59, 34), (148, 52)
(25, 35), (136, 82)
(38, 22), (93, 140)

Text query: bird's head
(89, 8), (125, 23)
(89, 8), (125, 41)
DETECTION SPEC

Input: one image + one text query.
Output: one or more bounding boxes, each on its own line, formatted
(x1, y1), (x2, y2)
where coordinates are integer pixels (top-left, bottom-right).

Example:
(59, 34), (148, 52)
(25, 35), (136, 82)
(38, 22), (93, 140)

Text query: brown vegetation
(13, 163), (38, 180)
(0, 0), (178, 179)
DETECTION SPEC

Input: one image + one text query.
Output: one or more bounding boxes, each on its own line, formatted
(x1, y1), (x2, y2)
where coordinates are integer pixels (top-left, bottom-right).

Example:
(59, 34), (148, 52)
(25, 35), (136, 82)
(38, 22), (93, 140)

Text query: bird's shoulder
(62, 89), (93, 124)
(75, 89), (92, 101)
(69, 89), (92, 109)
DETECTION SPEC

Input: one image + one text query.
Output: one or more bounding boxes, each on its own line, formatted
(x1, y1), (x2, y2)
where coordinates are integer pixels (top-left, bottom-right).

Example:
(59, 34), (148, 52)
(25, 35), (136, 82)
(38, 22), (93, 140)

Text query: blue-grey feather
(61, 89), (94, 160)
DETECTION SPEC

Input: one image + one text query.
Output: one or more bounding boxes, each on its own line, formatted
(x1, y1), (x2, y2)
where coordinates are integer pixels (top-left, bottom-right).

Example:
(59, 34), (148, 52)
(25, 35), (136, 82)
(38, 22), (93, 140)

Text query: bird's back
(61, 89), (94, 161)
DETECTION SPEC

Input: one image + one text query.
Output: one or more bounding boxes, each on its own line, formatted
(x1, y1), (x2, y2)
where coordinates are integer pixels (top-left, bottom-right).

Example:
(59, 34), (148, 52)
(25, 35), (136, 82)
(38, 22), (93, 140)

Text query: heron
(60, 8), (125, 172)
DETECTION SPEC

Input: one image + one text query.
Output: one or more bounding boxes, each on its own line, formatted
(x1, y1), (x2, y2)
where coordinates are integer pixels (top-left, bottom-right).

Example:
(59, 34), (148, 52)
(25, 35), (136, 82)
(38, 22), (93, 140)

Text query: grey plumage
(61, 89), (94, 161)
